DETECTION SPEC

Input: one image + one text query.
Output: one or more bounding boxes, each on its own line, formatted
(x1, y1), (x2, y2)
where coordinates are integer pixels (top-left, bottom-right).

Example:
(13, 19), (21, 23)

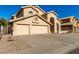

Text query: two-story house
(11, 5), (61, 36)
(61, 16), (78, 33)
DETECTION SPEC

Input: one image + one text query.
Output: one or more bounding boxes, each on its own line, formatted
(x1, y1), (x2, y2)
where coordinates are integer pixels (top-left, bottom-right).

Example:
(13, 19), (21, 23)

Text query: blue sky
(0, 5), (79, 20)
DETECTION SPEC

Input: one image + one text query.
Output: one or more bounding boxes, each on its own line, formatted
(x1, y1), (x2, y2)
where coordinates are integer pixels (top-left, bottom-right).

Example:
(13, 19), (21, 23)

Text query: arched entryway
(56, 23), (59, 33)
(50, 17), (54, 33)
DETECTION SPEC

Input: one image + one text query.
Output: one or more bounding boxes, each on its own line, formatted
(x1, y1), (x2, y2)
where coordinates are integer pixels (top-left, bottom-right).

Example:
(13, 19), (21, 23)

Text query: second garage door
(31, 25), (48, 34)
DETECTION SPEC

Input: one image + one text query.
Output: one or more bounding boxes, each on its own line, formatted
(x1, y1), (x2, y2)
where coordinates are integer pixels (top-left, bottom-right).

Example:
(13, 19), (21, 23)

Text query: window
(29, 11), (33, 14)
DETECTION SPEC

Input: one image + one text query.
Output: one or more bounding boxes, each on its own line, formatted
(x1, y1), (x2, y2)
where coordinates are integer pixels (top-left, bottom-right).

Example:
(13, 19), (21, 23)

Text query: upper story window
(28, 11), (33, 14)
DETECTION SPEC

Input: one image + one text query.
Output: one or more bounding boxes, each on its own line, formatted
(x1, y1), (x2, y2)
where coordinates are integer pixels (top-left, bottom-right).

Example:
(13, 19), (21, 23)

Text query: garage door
(14, 25), (29, 35)
(31, 25), (48, 34)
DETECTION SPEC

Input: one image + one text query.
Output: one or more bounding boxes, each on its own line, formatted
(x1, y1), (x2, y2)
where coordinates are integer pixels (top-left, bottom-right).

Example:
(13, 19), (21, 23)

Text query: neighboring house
(0, 19), (8, 34)
(11, 5), (61, 36)
(0, 25), (8, 34)
(61, 16), (78, 33)
(0, 25), (3, 34)
(76, 20), (79, 32)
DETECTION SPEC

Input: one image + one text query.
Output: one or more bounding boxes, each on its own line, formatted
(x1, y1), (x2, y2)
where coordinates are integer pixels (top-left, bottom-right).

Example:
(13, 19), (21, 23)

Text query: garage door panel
(31, 25), (48, 34)
(14, 25), (29, 35)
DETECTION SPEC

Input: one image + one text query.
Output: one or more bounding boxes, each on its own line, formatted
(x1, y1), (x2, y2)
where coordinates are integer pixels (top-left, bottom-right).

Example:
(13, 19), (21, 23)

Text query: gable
(16, 9), (24, 18)
(47, 12), (58, 22)
(23, 6), (45, 16)
(14, 15), (50, 26)
(23, 8), (38, 17)
(47, 12), (57, 18)
(33, 6), (45, 15)
(15, 6), (45, 18)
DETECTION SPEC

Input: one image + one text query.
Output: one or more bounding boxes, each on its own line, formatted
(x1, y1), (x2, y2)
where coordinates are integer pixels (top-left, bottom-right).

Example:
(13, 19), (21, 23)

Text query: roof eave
(11, 14), (52, 25)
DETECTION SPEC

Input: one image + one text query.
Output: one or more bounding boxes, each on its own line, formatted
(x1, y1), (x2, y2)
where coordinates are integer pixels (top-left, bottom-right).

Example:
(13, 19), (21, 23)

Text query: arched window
(28, 11), (33, 14)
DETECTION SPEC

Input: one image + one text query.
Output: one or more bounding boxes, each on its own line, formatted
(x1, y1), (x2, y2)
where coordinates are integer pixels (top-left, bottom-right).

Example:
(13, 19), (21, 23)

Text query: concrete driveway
(0, 33), (79, 54)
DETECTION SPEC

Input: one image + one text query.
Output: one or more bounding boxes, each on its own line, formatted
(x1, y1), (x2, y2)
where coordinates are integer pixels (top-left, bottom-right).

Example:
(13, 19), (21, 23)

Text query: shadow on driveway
(68, 48), (79, 54)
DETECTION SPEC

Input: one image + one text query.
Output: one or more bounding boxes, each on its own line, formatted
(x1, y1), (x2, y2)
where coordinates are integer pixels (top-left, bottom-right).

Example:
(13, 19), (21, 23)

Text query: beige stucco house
(61, 16), (78, 33)
(11, 5), (61, 36)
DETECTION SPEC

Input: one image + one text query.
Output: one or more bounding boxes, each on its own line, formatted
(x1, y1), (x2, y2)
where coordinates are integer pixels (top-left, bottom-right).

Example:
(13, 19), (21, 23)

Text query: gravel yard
(0, 33), (79, 54)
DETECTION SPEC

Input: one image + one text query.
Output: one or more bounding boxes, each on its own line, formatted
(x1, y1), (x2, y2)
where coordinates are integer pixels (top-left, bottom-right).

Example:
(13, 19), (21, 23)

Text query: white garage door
(31, 25), (48, 34)
(14, 25), (29, 35)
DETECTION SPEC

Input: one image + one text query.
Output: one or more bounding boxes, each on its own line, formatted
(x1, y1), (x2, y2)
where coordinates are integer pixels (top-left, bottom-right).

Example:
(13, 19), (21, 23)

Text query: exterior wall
(47, 13), (57, 22)
(0, 25), (8, 34)
(61, 17), (78, 33)
(0, 25), (3, 34)
(41, 13), (47, 20)
(74, 22), (79, 32)
(70, 17), (76, 22)
(12, 16), (17, 21)
(12, 6), (44, 21)
(16, 9), (24, 18)
(72, 20), (77, 32)
(33, 7), (44, 15)
(54, 18), (61, 33)
(23, 7), (44, 17)
(24, 8), (37, 17)
(47, 13), (61, 33)
(14, 16), (49, 25)
(77, 23), (79, 27)
(76, 23), (79, 32)
(76, 23), (79, 30)
(12, 6), (61, 35)
(61, 18), (71, 23)
(61, 17), (76, 23)
(61, 25), (73, 32)
(13, 16), (50, 35)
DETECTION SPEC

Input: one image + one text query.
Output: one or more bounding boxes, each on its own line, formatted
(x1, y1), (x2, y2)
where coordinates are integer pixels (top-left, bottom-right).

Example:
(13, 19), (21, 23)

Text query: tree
(0, 18), (8, 40)
(0, 18), (8, 27)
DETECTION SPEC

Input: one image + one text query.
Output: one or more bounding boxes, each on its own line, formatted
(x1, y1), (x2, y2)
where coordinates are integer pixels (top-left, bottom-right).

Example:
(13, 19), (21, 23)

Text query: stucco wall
(47, 13), (57, 22)
(33, 7), (44, 15)
(13, 16), (51, 35)
(14, 16), (49, 25)
(77, 23), (79, 27)
(54, 18), (61, 33)
(24, 8), (37, 17)
(24, 7), (44, 17)
(47, 13), (61, 33)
